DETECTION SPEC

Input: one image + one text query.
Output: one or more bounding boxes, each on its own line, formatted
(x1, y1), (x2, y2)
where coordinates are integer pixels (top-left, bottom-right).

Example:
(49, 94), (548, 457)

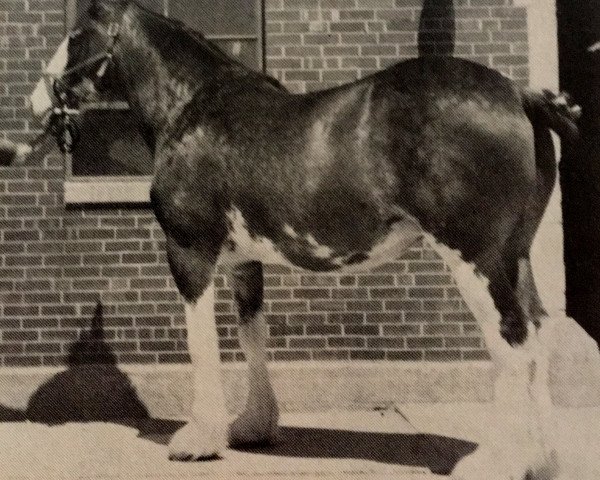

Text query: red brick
(287, 313), (325, 324)
(312, 349), (349, 360)
(3, 305), (39, 316)
(370, 287), (406, 299)
(462, 350), (490, 360)
(270, 325), (304, 337)
(407, 337), (443, 349)
(387, 350), (423, 361)
(424, 324), (460, 336)
(366, 312), (402, 323)
(349, 349), (385, 360)
(293, 288), (331, 299)
(385, 300), (422, 311)
(328, 336), (365, 348)
(0, 343), (23, 354)
(271, 300), (308, 312)
(3, 330), (38, 341)
(4, 355), (42, 367)
(289, 337), (326, 349)
(273, 350), (310, 360)
(326, 312), (364, 324)
(140, 340), (176, 352)
(344, 325), (379, 336)
(367, 337), (405, 348)
(409, 287), (445, 298)
(381, 324), (420, 336)
(300, 275), (337, 286)
(309, 299), (347, 312)
(405, 312), (441, 323)
(425, 350), (462, 361)
(340, 10), (374, 20)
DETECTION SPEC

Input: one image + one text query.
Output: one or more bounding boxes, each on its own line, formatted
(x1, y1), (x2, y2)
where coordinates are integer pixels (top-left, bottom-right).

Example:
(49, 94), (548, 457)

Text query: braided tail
(521, 88), (581, 142)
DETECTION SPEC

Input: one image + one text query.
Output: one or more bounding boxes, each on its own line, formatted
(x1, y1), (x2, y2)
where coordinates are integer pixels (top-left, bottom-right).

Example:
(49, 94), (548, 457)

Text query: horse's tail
(521, 88), (581, 142)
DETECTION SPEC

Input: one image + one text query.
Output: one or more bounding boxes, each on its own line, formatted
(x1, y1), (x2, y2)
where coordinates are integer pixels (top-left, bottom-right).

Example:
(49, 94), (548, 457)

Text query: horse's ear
(87, 0), (116, 22)
(88, 0), (100, 17)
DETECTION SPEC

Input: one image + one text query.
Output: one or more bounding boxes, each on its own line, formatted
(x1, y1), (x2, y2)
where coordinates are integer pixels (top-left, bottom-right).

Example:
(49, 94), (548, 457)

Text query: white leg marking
(425, 235), (558, 480)
(229, 312), (279, 445)
(168, 282), (229, 460)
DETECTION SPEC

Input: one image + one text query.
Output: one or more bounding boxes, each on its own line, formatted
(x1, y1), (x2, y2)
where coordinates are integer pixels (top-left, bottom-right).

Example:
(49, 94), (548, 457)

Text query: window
(64, 0), (264, 204)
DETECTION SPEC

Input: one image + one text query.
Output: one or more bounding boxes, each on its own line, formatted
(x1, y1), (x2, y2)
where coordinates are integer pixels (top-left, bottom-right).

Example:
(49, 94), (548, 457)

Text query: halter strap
(60, 22), (120, 80)
(44, 22), (121, 153)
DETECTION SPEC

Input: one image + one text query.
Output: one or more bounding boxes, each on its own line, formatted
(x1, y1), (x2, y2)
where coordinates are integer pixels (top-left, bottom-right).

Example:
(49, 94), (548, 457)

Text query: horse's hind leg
(427, 236), (558, 480)
(228, 261), (279, 446)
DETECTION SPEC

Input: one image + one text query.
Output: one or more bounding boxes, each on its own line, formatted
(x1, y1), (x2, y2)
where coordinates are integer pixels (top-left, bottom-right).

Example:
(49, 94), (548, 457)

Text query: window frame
(63, 0), (265, 205)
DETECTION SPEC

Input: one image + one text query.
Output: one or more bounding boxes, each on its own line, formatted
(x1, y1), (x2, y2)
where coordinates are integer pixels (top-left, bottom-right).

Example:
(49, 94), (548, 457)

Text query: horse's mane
(128, 1), (286, 91)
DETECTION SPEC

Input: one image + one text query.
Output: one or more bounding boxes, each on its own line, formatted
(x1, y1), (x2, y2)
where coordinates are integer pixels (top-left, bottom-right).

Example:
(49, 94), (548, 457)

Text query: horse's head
(30, 1), (127, 119)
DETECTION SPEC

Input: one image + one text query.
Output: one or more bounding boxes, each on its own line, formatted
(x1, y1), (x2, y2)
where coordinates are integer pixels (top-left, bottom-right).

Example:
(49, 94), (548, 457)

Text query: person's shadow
(24, 302), (149, 425)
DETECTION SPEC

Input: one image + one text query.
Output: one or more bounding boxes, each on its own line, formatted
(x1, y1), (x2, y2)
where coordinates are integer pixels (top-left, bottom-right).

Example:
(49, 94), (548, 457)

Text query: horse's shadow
(137, 419), (476, 475)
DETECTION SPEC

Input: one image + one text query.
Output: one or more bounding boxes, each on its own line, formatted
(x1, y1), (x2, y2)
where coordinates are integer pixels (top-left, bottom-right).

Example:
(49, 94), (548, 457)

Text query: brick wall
(0, 0), (528, 367)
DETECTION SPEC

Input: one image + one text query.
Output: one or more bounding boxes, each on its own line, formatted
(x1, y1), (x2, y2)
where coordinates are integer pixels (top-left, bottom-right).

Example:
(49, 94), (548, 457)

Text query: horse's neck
(116, 7), (240, 142)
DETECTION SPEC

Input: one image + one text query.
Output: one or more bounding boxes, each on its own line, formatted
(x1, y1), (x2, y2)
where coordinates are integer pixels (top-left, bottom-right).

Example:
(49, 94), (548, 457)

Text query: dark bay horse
(30, 2), (581, 478)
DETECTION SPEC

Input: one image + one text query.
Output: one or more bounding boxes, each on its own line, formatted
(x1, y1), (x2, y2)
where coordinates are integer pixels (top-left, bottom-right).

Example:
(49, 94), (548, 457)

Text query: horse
(29, 2), (581, 478)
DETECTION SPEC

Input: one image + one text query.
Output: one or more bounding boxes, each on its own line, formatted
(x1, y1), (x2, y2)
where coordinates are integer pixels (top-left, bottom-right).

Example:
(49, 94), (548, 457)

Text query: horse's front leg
(228, 261), (279, 446)
(165, 237), (229, 460)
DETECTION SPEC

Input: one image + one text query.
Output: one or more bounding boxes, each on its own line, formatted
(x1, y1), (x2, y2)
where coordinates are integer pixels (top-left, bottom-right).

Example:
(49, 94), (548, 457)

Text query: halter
(47, 21), (120, 153)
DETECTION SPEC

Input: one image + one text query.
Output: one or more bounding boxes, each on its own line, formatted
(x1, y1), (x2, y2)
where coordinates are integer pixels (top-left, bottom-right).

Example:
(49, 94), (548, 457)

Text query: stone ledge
(2, 331), (599, 421)
(0, 361), (493, 420)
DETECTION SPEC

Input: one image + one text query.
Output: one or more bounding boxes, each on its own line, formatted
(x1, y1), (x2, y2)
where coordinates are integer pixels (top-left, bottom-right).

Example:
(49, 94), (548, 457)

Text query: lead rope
(47, 78), (80, 153)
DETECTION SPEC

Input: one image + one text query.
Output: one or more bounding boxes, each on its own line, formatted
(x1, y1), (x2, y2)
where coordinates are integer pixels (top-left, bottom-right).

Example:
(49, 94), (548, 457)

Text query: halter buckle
(107, 22), (120, 38)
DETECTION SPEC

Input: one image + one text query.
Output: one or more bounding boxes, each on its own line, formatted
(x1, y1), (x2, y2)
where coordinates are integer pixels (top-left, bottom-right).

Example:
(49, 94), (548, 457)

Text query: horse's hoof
(228, 401), (279, 446)
(168, 419), (228, 461)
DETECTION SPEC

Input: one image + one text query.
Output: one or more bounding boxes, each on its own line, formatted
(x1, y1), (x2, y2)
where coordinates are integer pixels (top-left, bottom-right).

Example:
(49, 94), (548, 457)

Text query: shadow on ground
(0, 404), (26, 421)
(137, 419), (476, 475)
(0, 302), (148, 425)
(1, 302), (476, 474)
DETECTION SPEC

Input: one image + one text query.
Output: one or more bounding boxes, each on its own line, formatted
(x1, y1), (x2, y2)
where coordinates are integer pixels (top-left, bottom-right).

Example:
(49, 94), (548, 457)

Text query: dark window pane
(169, 0), (258, 36)
(76, 0), (165, 22)
(71, 109), (153, 176)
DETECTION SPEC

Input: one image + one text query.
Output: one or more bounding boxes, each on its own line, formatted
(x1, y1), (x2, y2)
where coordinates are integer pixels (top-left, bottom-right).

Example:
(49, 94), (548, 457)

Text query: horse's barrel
(0, 139), (32, 166)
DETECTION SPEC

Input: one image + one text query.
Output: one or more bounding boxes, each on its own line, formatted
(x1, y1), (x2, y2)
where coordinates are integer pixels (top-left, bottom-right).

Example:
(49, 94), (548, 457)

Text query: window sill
(64, 180), (151, 205)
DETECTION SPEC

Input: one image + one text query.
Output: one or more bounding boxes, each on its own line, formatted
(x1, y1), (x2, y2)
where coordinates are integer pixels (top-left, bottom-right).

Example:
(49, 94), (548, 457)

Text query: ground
(1, 403), (599, 480)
